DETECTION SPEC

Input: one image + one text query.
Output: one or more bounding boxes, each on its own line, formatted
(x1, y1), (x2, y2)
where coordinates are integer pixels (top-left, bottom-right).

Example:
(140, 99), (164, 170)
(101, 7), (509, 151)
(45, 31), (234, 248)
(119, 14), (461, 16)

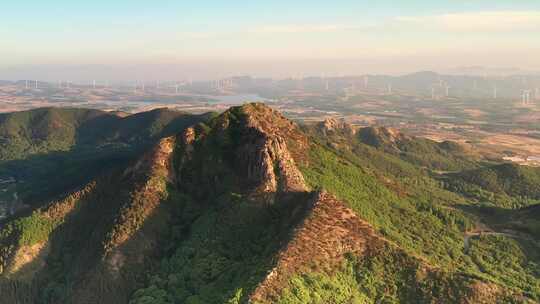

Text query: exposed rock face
(181, 127), (196, 152)
(317, 117), (355, 136)
(236, 105), (309, 201)
(357, 126), (409, 150)
(174, 103), (309, 201)
(123, 135), (176, 182)
(239, 128), (308, 196)
(359, 126), (406, 143)
(241, 103), (309, 163)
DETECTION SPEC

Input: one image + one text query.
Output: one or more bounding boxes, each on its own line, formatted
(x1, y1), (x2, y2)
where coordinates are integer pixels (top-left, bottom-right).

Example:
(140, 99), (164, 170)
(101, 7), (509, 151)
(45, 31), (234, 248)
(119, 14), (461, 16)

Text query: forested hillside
(0, 107), (209, 204)
(446, 163), (540, 206)
(0, 104), (537, 304)
(0, 107), (209, 160)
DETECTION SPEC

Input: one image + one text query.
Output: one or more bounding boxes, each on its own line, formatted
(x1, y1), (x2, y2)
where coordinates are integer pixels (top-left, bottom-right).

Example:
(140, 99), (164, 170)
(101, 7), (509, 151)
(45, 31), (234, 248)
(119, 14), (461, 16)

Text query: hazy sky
(1, 0), (540, 79)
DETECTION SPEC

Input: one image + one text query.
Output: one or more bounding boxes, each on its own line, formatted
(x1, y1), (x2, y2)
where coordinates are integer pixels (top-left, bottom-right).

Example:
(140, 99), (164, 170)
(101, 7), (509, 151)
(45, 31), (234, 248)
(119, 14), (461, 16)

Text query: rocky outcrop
(239, 128), (308, 196)
(239, 103), (309, 196)
(357, 126), (408, 149)
(174, 103), (309, 202)
(317, 117), (355, 136)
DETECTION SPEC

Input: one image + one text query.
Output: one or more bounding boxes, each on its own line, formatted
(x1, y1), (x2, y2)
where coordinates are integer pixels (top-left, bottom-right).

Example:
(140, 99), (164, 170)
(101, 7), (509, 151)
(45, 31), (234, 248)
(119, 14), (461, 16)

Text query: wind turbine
(522, 90), (531, 105)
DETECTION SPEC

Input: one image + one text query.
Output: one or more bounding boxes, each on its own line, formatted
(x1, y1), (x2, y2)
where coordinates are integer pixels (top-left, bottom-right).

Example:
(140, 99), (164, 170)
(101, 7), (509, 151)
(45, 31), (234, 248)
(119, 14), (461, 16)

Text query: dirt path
(463, 231), (516, 253)
(463, 222), (520, 253)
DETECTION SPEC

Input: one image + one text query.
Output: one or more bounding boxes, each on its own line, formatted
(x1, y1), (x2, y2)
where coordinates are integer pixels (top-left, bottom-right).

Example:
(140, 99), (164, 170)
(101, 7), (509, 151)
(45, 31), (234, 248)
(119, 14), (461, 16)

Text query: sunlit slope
(0, 104), (536, 304)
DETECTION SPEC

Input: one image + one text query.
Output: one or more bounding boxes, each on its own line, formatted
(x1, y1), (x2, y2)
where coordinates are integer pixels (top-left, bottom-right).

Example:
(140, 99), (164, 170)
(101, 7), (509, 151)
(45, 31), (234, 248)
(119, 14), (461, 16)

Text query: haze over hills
(2, 64), (539, 82)
(0, 103), (538, 303)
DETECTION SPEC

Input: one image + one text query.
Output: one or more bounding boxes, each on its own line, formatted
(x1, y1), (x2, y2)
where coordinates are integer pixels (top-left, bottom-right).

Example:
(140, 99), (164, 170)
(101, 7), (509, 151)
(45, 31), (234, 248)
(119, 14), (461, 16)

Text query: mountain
(309, 119), (477, 172)
(445, 163), (540, 208)
(0, 103), (538, 303)
(450, 163), (540, 199)
(0, 107), (211, 161)
(0, 107), (210, 205)
(358, 126), (477, 171)
(443, 66), (539, 77)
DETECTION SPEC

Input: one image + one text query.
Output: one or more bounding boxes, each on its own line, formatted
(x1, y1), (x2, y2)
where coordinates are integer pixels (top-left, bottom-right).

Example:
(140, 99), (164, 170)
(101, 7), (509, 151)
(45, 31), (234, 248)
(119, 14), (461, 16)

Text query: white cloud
(396, 11), (540, 32)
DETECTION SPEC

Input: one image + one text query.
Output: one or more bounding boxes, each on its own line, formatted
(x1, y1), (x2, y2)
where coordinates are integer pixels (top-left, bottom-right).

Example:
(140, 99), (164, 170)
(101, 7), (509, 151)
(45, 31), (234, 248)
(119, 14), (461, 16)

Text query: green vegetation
(300, 145), (472, 268)
(0, 145), (137, 204)
(130, 192), (298, 304)
(130, 106), (539, 303)
(0, 107), (89, 159)
(131, 105), (309, 304)
(0, 184), (94, 277)
(468, 235), (540, 298)
(299, 142), (539, 300)
(355, 126), (477, 171)
(274, 259), (370, 304)
(445, 163), (540, 208)
(0, 107), (205, 161)
(275, 251), (477, 304)
(0, 107), (208, 206)
(1, 104), (539, 303)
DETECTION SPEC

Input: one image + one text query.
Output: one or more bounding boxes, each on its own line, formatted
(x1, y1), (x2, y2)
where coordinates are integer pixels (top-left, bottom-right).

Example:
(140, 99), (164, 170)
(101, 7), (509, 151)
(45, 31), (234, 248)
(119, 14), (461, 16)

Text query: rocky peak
(357, 126), (408, 149)
(174, 103), (309, 201)
(123, 136), (176, 182)
(317, 117), (355, 136)
(239, 130), (308, 196)
(234, 104), (309, 196)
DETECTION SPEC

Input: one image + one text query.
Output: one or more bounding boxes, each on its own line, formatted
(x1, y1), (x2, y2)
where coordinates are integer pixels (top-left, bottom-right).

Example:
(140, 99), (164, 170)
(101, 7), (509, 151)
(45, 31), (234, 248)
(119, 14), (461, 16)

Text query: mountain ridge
(0, 103), (537, 303)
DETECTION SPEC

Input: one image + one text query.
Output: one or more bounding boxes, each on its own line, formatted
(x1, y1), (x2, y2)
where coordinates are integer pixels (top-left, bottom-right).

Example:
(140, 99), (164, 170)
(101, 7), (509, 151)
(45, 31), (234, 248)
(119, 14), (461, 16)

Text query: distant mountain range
(443, 66), (540, 77)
